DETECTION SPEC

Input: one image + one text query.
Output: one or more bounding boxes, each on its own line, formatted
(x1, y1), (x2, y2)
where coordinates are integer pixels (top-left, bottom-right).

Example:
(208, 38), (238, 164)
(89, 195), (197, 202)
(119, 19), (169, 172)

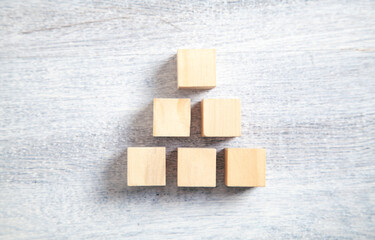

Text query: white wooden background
(1, 0), (375, 239)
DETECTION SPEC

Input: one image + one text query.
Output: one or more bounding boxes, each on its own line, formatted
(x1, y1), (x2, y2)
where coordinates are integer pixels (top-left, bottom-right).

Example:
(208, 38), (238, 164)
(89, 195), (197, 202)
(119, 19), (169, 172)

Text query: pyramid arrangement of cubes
(127, 49), (266, 187)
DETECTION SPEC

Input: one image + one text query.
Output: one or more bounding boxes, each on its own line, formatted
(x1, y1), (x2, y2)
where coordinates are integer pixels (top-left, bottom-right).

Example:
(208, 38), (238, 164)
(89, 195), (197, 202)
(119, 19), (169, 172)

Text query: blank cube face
(153, 98), (191, 137)
(201, 99), (241, 137)
(225, 148), (266, 187)
(127, 147), (166, 186)
(178, 148), (216, 187)
(177, 49), (216, 89)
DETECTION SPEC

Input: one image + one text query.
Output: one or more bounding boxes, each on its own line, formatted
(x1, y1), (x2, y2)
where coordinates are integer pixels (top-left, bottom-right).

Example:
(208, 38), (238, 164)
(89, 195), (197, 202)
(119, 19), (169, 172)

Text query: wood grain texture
(153, 98), (191, 137)
(0, 0), (375, 239)
(177, 49), (216, 89)
(127, 147), (166, 186)
(202, 98), (241, 137)
(177, 148), (216, 187)
(225, 148), (266, 187)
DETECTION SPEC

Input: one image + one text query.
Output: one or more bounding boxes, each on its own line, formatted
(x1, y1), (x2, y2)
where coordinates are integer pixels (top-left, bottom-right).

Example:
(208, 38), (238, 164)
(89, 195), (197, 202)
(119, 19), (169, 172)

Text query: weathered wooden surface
(1, 0), (375, 239)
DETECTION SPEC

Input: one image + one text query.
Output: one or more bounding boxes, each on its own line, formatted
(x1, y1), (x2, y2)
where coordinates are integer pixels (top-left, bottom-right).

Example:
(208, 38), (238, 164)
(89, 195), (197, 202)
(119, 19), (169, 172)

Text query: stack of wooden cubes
(127, 49), (266, 188)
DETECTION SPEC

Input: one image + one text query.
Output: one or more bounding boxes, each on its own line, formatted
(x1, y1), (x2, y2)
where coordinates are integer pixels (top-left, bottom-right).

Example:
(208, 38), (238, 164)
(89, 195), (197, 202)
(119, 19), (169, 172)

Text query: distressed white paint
(0, 0), (375, 239)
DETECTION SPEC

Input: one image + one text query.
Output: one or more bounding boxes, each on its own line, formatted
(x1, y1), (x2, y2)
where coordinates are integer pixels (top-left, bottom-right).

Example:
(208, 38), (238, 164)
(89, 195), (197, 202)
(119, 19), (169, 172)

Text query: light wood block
(201, 99), (241, 137)
(127, 147), (166, 186)
(153, 98), (191, 137)
(177, 148), (216, 187)
(177, 49), (216, 89)
(225, 148), (266, 187)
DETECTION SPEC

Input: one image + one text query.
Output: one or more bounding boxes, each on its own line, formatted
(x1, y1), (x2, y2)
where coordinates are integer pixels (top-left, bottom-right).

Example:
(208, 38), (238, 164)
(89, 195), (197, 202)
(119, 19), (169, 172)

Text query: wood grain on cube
(177, 49), (216, 89)
(225, 148), (266, 187)
(153, 98), (191, 137)
(201, 99), (241, 137)
(127, 147), (166, 186)
(177, 148), (216, 187)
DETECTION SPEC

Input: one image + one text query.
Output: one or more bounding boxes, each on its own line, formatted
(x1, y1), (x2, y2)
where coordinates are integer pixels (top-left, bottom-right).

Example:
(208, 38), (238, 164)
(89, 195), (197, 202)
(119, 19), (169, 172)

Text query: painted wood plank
(0, 0), (374, 239)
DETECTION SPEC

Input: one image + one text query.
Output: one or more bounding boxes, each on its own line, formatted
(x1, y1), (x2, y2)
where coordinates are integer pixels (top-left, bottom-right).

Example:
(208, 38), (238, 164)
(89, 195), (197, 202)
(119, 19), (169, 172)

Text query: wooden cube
(127, 147), (166, 186)
(177, 148), (216, 187)
(153, 98), (191, 137)
(177, 49), (216, 89)
(225, 148), (266, 187)
(201, 99), (241, 137)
